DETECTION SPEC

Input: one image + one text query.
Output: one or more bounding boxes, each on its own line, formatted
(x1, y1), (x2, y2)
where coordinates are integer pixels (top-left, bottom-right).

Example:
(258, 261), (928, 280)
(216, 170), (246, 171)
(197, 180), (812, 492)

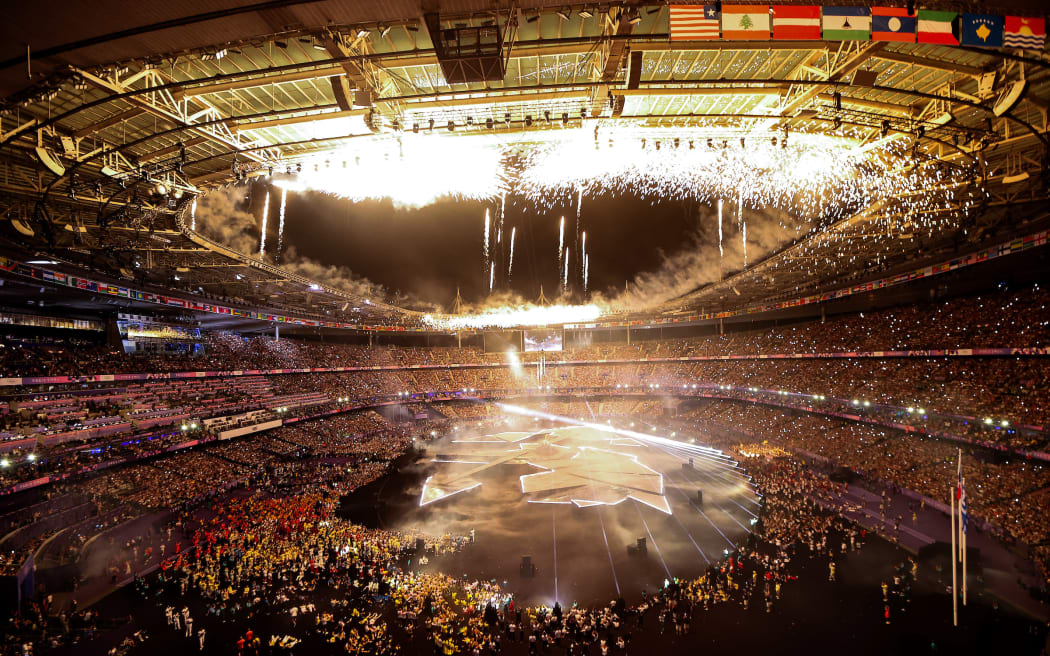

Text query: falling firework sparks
(508, 226), (517, 281)
(259, 191), (270, 256)
(498, 192), (505, 243)
(190, 198), (197, 231)
(738, 194), (746, 269)
(489, 261), (495, 293)
(581, 230), (587, 293)
(557, 216), (565, 278)
(717, 198), (723, 257)
(276, 188), (287, 263)
(563, 250), (570, 292)
(584, 252), (589, 294)
(576, 187), (583, 285)
(483, 208), (490, 281)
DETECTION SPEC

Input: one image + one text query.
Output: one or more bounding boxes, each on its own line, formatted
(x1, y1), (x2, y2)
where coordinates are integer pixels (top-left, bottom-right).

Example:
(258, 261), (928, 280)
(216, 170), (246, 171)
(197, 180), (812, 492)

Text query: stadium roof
(0, 1), (1047, 330)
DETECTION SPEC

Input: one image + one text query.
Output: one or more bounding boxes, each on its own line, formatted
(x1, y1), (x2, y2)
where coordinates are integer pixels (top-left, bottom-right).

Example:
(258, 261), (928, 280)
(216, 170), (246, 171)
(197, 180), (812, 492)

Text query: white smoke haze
(193, 186), (444, 309)
(609, 204), (810, 311)
(195, 186), (807, 320)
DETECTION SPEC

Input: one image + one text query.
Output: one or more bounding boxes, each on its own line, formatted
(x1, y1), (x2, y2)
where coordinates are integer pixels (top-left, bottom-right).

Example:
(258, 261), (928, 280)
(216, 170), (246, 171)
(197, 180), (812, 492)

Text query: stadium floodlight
(579, 9), (593, 19)
(357, 28), (370, 38)
(556, 9), (569, 21)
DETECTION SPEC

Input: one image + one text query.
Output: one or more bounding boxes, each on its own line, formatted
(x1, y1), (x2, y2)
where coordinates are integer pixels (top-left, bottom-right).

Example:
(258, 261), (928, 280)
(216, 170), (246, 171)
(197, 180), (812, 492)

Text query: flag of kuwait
(772, 5), (821, 40)
(917, 10), (958, 45)
(822, 7), (871, 40)
(872, 7), (916, 42)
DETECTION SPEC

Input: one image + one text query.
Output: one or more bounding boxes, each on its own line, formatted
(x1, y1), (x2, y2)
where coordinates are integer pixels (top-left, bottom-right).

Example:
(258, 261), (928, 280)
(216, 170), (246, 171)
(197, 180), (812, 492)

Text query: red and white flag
(772, 5), (821, 40)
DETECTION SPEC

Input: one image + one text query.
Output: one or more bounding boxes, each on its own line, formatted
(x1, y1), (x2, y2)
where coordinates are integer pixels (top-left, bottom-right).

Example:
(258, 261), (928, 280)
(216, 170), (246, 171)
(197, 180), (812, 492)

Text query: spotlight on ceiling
(525, 115), (533, 127)
(447, 120), (455, 131)
(579, 9), (593, 19)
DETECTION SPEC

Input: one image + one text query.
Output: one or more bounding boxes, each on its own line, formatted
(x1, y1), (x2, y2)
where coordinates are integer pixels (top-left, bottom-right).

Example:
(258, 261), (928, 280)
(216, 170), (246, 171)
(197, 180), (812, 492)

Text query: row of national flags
(669, 5), (1045, 49)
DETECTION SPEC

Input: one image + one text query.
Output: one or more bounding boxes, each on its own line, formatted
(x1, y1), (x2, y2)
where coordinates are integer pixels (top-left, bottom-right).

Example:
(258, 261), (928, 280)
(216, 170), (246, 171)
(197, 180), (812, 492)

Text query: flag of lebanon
(721, 5), (771, 40)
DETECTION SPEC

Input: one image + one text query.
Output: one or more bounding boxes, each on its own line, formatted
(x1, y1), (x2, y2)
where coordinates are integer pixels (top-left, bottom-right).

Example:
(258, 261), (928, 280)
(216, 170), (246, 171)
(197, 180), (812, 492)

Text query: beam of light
(425, 303), (602, 329)
(595, 505), (622, 593)
(552, 507), (559, 604)
(508, 226), (516, 281)
(276, 187), (287, 263)
(497, 192), (504, 244)
(190, 197), (197, 231)
(635, 503), (672, 579)
(259, 191), (269, 256)
(495, 403), (740, 470)
(489, 261), (494, 293)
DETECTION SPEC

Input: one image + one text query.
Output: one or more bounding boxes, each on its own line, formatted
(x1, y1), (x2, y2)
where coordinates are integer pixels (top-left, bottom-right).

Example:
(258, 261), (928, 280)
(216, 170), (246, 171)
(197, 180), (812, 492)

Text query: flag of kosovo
(961, 14), (1004, 47)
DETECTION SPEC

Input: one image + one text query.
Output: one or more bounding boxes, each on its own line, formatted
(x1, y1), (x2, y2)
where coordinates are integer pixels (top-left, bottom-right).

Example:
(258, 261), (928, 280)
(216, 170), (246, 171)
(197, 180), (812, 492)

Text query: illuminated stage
(344, 422), (760, 605)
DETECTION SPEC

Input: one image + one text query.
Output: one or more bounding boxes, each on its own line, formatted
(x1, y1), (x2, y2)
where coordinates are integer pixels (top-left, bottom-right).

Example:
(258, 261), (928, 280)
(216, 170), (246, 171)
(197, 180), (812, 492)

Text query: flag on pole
(872, 7), (916, 42)
(1004, 16), (1045, 49)
(917, 10), (959, 45)
(721, 5), (771, 40)
(772, 5), (821, 40)
(822, 7), (871, 40)
(669, 5), (722, 41)
(961, 14), (1004, 47)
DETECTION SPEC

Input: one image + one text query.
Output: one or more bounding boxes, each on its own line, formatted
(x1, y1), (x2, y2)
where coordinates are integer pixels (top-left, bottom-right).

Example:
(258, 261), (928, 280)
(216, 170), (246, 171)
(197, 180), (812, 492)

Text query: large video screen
(524, 329), (563, 352)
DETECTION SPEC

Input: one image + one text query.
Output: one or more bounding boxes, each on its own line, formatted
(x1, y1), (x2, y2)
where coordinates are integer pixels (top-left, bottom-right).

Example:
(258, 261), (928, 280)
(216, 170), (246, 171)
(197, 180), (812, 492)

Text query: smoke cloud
(609, 204), (809, 311)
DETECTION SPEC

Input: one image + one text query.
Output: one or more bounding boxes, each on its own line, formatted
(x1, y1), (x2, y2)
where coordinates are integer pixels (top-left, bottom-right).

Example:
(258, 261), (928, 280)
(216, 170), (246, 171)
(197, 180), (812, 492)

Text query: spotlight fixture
(580, 108), (587, 118)
(627, 8), (642, 25)
(357, 28), (371, 38)
(561, 112), (568, 125)
(274, 40), (288, 49)
(578, 9), (593, 19)
(413, 123), (419, 133)
(296, 162), (302, 173)
(155, 183), (167, 196)
(466, 116), (473, 125)
(880, 120), (890, 137)
(833, 116), (842, 129)
(447, 120), (455, 131)
(379, 25), (392, 38)
(504, 112), (511, 124)
(544, 110), (551, 123)
(485, 117), (494, 129)
(525, 115), (533, 127)
(556, 9), (569, 20)
(429, 118), (435, 130)
(267, 166), (273, 177)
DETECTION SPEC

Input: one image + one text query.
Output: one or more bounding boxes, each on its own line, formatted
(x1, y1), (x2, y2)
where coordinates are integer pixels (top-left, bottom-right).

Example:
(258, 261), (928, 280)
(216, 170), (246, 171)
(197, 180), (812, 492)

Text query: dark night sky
(272, 184), (703, 310)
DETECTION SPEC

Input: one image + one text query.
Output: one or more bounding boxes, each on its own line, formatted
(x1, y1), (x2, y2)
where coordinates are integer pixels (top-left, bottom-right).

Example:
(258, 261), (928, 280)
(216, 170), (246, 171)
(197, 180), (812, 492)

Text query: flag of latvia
(772, 5), (820, 40)
(917, 10), (958, 45)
